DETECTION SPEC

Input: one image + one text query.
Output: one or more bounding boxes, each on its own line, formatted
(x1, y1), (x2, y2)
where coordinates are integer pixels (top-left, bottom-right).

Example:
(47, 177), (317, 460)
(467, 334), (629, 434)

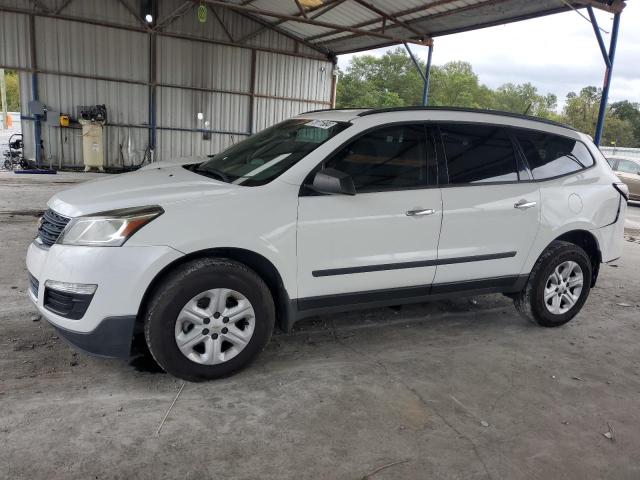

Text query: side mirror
(312, 168), (356, 195)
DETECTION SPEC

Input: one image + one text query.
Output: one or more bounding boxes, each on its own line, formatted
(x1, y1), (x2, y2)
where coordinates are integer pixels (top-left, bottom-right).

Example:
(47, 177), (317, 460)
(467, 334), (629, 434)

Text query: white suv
(26, 107), (628, 381)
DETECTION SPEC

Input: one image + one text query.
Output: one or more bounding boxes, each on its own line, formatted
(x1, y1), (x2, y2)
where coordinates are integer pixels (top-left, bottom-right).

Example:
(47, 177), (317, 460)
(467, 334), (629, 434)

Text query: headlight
(58, 205), (164, 247)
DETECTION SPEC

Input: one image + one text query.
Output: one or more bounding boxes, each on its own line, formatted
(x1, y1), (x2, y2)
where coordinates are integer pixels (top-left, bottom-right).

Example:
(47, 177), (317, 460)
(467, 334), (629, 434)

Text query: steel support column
(587, 6), (621, 146)
(422, 43), (433, 106)
(29, 14), (42, 167)
(149, 31), (157, 159)
(404, 42), (433, 106)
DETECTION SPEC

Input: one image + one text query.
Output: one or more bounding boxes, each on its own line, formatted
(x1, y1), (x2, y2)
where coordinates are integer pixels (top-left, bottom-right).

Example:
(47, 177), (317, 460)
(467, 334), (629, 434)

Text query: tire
(514, 240), (592, 327)
(3, 159), (13, 170)
(143, 257), (275, 381)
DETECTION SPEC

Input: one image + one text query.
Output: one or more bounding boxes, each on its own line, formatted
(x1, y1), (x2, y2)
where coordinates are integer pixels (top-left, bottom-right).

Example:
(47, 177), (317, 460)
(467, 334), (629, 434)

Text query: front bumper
(27, 241), (183, 357)
(50, 315), (137, 358)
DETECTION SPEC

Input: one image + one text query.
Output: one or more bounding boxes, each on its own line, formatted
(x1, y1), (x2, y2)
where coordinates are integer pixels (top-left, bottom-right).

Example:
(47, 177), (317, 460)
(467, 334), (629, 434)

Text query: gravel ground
(1, 172), (639, 480)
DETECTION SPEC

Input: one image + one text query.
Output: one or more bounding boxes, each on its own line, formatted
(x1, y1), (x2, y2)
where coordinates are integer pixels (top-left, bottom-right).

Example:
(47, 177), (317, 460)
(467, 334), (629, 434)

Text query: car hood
(48, 165), (238, 217)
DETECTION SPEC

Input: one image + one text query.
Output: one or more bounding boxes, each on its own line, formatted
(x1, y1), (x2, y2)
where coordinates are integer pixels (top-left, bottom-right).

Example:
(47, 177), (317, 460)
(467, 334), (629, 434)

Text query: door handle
(406, 208), (436, 216)
(514, 200), (537, 210)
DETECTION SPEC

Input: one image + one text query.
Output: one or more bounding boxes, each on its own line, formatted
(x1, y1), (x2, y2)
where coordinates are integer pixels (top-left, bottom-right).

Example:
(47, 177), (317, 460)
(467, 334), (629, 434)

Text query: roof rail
(356, 106), (575, 130)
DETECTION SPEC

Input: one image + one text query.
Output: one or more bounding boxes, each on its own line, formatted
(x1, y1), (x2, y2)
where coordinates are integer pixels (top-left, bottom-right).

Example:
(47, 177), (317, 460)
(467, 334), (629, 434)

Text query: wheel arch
(137, 247), (292, 332)
(553, 229), (601, 287)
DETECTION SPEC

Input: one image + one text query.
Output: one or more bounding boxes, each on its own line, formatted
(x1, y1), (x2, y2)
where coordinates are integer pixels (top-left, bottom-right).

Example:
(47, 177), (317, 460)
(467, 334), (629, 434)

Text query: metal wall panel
(255, 51), (332, 102)
(253, 98), (321, 132)
(36, 18), (149, 82)
(38, 73), (148, 125)
(156, 130), (241, 161)
(0, 11), (30, 68)
(40, 124), (150, 169)
(157, 86), (249, 132)
(2, 1), (333, 168)
(157, 36), (251, 93)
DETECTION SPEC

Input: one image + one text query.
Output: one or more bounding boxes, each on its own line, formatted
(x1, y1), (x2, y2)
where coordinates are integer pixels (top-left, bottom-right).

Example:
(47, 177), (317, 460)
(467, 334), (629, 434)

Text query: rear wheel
(514, 240), (592, 327)
(144, 258), (275, 381)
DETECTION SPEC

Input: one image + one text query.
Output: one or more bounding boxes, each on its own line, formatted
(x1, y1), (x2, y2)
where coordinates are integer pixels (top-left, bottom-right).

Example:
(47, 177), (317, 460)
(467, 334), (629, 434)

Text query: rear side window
(324, 124), (436, 192)
(617, 159), (640, 174)
(513, 130), (594, 180)
(440, 124), (518, 184)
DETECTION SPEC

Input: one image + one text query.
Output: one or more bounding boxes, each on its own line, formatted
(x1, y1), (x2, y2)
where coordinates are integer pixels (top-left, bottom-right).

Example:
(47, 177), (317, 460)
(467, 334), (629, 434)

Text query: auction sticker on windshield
(306, 120), (338, 129)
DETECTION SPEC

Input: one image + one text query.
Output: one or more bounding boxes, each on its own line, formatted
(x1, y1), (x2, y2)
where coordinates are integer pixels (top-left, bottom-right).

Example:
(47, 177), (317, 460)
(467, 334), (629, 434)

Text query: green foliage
(336, 49), (640, 147)
(336, 48), (423, 107)
(3, 70), (20, 111)
(562, 87), (637, 147)
(610, 100), (640, 147)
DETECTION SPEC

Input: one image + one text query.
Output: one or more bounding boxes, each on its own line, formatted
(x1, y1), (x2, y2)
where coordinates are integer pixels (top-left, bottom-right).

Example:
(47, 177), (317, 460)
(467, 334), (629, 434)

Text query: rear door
(433, 123), (540, 288)
(297, 123), (442, 300)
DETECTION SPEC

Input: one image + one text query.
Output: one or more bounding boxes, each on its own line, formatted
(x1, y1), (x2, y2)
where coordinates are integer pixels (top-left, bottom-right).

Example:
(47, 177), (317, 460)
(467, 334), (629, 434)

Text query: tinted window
(514, 130), (594, 180)
(324, 124), (436, 192)
(617, 159), (639, 174)
(440, 124), (518, 184)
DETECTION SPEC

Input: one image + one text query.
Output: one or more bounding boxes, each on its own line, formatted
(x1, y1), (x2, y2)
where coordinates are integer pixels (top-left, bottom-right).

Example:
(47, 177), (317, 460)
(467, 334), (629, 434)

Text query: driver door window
(323, 124), (437, 192)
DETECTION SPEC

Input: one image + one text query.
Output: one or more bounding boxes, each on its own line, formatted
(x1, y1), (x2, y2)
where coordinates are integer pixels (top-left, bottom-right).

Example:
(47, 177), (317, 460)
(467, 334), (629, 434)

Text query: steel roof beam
(235, 0), (343, 44)
(577, 0), (626, 14)
(199, 0), (430, 46)
(305, 0), (463, 42)
(351, 0), (426, 39)
(153, 1), (193, 32)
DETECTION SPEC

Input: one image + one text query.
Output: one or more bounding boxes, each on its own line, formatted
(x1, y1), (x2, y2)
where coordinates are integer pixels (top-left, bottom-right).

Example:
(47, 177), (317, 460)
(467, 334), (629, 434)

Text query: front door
(297, 123), (442, 301)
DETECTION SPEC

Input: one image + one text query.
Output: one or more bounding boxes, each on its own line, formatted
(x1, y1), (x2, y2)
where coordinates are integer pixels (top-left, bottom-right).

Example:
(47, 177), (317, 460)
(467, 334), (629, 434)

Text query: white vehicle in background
(26, 107), (627, 381)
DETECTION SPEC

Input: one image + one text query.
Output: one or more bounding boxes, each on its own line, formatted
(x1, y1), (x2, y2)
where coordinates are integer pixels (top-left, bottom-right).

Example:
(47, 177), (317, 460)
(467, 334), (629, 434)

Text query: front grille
(28, 273), (39, 299)
(38, 209), (70, 247)
(43, 287), (94, 320)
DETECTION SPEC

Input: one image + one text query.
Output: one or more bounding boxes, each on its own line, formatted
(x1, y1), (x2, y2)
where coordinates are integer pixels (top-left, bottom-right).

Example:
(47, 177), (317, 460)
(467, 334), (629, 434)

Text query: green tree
(429, 61), (489, 108)
(609, 100), (640, 147)
(562, 87), (635, 146)
(493, 82), (557, 119)
(335, 50), (638, 146)
(336, 48), (423, 108)
(4, 70), (20, 111)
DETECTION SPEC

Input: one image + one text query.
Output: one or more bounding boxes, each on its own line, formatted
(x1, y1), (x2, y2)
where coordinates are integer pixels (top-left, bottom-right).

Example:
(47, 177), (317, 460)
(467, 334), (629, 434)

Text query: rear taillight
(613, 182), (629, 201)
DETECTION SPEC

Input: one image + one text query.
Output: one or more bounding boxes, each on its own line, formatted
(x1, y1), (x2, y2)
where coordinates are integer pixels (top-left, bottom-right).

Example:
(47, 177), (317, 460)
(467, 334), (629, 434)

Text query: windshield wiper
(195, 167), (231, 183)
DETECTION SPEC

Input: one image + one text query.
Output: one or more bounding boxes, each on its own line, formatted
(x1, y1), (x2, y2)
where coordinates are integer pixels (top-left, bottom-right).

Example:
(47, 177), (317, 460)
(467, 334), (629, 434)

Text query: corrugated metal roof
(210, 0), (622, 54)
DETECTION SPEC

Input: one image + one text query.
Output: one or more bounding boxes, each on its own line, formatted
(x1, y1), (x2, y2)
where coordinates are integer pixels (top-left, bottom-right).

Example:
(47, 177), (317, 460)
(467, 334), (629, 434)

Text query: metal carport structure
(203, 0), (625, 145)
(0, 0), (626, 169)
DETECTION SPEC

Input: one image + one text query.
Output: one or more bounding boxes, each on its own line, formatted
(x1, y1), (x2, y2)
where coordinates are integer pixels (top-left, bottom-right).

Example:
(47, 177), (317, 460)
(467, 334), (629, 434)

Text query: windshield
(193, 119), (349, 186)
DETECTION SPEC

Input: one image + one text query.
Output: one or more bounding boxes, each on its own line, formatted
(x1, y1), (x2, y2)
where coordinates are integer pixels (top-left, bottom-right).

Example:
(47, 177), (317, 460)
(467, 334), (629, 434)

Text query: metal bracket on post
(403, 40), (434, 106)
(587, 5), (621, 146)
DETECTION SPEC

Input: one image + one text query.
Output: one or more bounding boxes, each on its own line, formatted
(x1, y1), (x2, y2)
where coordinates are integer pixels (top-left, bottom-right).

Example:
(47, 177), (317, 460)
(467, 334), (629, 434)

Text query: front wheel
(3, 159), (13, 170)
(514, 241), (592, 327)
(144, 258), (275, 381)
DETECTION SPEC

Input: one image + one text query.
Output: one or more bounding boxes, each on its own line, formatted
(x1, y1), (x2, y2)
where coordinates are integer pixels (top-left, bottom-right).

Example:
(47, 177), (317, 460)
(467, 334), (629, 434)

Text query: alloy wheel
(543, 260), (584, 315)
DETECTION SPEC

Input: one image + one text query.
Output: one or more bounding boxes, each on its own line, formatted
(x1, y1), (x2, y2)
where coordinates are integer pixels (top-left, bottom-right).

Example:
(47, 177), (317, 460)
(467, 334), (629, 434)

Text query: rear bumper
(49, 315), (137, 359)
(592, 198), (627, 263)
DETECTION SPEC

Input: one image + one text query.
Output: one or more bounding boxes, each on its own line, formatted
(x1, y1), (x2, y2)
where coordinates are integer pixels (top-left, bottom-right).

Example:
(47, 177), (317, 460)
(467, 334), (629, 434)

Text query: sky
(337, 1), (640, 109)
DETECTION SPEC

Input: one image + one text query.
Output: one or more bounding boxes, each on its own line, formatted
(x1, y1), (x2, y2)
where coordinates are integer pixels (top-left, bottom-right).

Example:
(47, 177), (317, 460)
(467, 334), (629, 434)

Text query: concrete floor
(1, 171), (640, 480)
